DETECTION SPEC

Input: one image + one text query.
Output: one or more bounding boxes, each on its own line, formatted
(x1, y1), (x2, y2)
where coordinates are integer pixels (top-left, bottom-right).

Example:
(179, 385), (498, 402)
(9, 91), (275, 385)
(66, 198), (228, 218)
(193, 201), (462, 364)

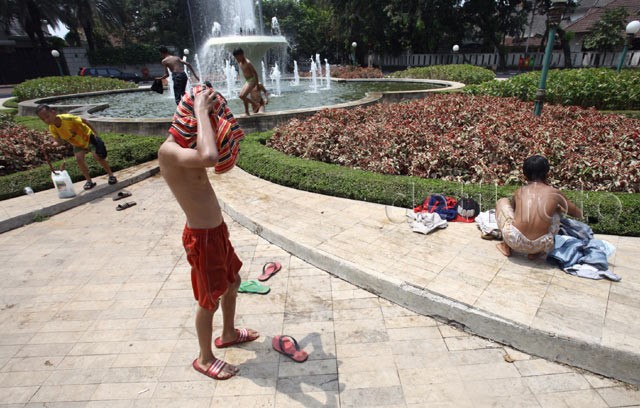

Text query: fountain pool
(49, 80), (447, 118)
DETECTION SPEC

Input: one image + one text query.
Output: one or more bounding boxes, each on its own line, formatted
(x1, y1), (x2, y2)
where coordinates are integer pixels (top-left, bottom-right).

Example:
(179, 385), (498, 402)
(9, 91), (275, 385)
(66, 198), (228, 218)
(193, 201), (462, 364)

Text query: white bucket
(51, 170), (76, 198)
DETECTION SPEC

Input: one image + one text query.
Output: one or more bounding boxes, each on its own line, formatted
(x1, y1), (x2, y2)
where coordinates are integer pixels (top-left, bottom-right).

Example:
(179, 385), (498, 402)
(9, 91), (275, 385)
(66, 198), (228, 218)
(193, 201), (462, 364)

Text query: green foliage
(388, 64), (496, 85)
(0, 130), (163, 200)
(583, 7), (629, 52)
(238, 132), (640, 236)
(88, 44), (160, 66)
(13, 76), (137, 102)
(464, 68), (640, 110)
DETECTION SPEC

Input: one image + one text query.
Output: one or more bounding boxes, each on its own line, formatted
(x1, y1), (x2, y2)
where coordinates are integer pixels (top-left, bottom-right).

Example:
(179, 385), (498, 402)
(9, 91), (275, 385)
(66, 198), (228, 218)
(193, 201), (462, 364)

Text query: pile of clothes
(409, 195), (480, 235)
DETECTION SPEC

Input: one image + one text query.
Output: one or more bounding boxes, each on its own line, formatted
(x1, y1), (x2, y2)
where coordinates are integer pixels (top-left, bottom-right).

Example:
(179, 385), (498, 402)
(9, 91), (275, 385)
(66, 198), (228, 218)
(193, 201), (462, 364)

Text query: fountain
(316, 53), (323, 87)
(325, 59), (331, 90)
(270, 62), (282, 96)
(195, 0), (288, 86)
(292, 61), (300, 86)
(309, 59), (319, 93)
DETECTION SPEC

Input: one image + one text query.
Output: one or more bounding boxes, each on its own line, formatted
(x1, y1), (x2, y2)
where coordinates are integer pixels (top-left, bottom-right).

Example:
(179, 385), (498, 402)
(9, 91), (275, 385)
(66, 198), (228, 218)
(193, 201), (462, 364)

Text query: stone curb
(0, 166), (159, 234)
(220, 198), (640, 386)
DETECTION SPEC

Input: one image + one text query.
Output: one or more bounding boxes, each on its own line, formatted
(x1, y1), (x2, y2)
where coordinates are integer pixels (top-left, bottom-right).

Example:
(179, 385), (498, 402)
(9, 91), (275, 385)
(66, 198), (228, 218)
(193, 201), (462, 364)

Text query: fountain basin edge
(18, 78), (464, 137)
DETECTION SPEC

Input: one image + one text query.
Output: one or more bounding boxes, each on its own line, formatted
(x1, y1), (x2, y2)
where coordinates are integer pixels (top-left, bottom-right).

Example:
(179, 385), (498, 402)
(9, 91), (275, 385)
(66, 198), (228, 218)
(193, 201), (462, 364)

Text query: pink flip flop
(257, 261), (281, 281)
(272, 335), (308, 363)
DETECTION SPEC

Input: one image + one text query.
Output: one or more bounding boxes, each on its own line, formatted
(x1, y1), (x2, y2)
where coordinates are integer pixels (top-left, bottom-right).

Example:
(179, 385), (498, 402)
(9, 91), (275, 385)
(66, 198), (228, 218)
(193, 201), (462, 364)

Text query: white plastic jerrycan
(51, 170), (76, 198)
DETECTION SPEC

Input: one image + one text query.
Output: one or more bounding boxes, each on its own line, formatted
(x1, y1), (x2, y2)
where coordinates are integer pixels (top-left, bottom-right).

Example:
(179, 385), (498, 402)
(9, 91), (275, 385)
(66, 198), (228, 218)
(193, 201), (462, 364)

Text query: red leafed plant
(268, 94), (640, 193)
(0, 118), (72, 176)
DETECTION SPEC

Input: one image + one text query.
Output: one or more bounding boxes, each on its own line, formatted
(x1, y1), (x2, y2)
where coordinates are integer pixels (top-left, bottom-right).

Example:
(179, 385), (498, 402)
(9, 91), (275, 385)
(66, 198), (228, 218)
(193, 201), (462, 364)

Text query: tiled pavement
(0, 164), (639, 407)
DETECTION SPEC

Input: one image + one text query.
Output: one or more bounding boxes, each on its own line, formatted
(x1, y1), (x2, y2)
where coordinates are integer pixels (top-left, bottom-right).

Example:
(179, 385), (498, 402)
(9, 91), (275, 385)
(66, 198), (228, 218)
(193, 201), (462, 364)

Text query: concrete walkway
(0, 162), (639, 407)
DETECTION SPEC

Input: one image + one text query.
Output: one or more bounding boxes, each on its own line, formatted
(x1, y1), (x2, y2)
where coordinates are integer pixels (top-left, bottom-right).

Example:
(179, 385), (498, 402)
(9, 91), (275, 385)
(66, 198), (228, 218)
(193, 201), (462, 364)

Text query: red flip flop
(258, 261), (281, 281)
(272, 335), (308, 363)
(192, 358), (235, 380)
(214, 328), (259, 348)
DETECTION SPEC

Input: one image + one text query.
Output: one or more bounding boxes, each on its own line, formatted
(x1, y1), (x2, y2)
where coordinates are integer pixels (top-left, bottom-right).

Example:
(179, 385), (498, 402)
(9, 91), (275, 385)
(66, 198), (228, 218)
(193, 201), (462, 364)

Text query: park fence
(375, 50), (640, 71)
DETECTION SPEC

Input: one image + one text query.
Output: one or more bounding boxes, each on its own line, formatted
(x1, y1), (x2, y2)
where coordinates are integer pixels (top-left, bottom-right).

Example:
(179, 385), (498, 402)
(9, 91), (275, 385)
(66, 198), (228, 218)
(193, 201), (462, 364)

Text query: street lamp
(351, 41), (357, 66)
(51, 49), (63, 76)
(533, 0), (568, 116)
(616, 20), (640, 72)
(452, 44), (460, 64)
(183, 48), (190, 56)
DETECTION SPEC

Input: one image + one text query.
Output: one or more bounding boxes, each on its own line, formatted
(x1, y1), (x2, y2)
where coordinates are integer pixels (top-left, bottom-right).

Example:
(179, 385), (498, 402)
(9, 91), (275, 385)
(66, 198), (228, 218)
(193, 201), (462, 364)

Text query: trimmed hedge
(13, 76), (137, 102)
(388, 64), (496, 85)
(464, 68), (640, 110)
(238, 132), (640, 237)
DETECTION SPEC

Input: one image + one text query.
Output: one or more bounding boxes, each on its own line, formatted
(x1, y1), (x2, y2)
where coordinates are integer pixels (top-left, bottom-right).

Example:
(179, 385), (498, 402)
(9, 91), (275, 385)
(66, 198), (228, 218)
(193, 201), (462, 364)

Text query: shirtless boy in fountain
(158, 46), (200, 104)
(158, 84), (256, 380)
(495, 155), (582, 259)
(232, 48), (260, 115)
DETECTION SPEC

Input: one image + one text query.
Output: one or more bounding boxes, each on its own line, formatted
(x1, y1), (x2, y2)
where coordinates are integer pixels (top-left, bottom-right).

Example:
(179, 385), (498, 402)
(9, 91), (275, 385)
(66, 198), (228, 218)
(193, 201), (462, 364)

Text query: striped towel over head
(168, 84), (245, 174)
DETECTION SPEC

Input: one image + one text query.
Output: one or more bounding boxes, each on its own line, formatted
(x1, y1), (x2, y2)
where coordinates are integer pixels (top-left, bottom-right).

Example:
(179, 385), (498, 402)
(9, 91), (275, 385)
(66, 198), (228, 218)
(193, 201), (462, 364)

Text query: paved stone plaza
(0, 164), (639, 407)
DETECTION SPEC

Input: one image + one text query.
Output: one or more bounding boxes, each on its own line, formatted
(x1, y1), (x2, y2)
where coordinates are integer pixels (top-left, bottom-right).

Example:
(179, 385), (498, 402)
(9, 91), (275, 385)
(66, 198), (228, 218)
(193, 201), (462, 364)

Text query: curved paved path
(0, 163), (639, 407)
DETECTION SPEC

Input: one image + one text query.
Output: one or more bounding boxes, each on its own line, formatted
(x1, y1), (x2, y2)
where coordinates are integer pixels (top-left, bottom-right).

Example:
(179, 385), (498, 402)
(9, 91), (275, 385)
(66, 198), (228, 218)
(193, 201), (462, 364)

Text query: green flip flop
(238, 280), (270, 295)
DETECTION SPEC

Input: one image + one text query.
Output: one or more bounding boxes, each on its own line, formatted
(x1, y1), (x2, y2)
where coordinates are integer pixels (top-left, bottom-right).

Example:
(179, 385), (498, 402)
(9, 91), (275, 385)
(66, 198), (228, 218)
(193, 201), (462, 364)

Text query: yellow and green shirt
(48, 114), (91, 149)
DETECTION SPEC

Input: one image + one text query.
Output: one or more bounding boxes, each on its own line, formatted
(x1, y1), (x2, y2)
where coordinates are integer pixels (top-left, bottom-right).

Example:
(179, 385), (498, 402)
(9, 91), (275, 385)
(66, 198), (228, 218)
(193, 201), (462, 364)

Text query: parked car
(79, 67), (140, 83)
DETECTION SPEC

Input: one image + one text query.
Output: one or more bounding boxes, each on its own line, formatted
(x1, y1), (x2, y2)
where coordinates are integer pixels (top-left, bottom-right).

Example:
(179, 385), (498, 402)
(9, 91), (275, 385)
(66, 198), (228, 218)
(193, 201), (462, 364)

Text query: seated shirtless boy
(158, 84), (255, 380)
(496, 155), (582, 259)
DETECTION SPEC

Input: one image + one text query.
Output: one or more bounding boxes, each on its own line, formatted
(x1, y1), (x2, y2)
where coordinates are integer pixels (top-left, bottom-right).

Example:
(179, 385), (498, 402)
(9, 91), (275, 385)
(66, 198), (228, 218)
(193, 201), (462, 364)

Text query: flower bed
(268, 93), (640, 193)
(0, 115), (71, 176)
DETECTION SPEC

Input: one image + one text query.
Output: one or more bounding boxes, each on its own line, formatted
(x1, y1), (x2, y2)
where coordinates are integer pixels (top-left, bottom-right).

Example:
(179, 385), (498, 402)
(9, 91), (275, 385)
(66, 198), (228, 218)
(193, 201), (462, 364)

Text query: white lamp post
(351, 41), (357, 66)
(617, 20), (640, 72)
(51, 49), (63, 76)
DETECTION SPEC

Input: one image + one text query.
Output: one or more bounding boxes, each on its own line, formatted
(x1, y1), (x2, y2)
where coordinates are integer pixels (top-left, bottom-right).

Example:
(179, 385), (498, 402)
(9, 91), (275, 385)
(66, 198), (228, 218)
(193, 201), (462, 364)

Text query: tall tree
(583, 6), (628, 65)
(0, 0), (65, 47)
(59, 0), (128, 51)
(463, 0), (531, 69)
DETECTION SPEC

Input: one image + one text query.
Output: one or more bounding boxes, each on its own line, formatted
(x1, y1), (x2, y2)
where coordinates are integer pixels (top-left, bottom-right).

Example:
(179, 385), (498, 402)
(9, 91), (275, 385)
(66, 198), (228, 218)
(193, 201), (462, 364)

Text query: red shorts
(182, 222), (242, 310)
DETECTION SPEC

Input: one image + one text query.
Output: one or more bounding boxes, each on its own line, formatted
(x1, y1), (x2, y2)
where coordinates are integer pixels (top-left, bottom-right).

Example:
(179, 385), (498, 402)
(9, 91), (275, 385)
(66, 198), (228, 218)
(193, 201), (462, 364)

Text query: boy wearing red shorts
(158, 84), (255, 380)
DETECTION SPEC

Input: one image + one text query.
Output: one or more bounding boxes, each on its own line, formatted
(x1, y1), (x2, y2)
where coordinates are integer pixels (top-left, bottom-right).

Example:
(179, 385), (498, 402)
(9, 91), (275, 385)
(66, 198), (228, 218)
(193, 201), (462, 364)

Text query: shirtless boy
(495, 155), (582, 259)
(158, 46), (200, 104)
(158, 84), (256, 380)
(232, 48), (260, 115)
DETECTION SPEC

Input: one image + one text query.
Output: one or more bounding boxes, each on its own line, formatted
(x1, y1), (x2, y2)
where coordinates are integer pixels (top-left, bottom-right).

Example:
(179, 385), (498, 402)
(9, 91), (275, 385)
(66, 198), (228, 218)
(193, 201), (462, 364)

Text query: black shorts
(90, 134), (108, 159)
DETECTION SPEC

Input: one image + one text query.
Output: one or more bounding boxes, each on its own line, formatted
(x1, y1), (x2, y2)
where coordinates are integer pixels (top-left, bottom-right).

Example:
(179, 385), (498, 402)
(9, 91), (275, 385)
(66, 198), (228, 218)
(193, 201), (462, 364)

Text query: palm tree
(0, 0), (66, 47)
(59, 0), (127, 51)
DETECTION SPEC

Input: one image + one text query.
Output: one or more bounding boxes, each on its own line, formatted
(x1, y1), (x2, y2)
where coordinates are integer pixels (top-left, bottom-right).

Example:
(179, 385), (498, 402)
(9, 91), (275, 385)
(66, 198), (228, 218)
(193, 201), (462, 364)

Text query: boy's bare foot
(193, 357), (239, 380)
(496, 242), (511, 257)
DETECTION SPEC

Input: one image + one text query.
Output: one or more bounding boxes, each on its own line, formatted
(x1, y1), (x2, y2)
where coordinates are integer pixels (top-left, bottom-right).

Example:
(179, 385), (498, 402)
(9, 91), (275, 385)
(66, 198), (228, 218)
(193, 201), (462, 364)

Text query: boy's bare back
(162, 55), (187, 74)
(512, 182), (580, 240)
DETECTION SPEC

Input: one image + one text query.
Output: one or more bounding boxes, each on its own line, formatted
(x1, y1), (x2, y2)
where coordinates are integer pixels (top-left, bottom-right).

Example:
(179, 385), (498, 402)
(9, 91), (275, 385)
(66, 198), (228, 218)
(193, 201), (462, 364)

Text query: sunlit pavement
(0, 163), (639, 407)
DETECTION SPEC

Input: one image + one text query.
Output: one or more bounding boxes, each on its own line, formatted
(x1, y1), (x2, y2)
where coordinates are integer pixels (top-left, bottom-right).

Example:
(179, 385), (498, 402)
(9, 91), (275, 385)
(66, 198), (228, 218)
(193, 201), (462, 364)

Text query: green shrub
(13, 76), (137, 102)
(238, 131), (640, 237)
(464, 68), (640, 110)
(388, 64), (496, 85)
(88, 44), (159, 66)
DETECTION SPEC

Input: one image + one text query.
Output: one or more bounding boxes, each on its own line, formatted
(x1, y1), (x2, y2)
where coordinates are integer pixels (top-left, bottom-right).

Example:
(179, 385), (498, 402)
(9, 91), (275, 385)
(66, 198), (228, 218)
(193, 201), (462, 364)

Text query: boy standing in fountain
(232, 48), (260, 115)
(495, 155), (582, 259)
(158, 84), (256, 380)
(158, 46), (200, 105)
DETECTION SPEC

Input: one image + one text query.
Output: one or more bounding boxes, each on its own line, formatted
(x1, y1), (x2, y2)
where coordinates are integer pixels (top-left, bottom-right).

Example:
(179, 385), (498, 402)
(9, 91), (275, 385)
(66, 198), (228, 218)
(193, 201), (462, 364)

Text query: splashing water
(325, 59), (331, 90)
(309, 59), (318, 93)
(292, 61), (300, 86)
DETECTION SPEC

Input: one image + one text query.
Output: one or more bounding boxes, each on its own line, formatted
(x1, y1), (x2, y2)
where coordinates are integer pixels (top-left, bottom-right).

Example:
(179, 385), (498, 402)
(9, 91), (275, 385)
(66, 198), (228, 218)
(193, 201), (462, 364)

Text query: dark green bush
(88, 44), (159, 66)
(464, 68), (640, 110)
(238, 132), (640, 237)
(13, 76), (137, 102)
(388, 64), (496, 85)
